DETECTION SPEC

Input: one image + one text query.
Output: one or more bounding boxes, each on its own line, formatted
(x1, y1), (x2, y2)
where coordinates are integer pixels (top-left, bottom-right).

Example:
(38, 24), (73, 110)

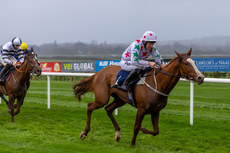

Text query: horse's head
(25, 47), (42, 76)
(175, 48), (204, 85)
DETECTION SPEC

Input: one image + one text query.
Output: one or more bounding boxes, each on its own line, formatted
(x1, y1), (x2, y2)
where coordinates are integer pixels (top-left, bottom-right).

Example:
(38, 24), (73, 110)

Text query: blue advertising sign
(96, 58), (230, 72)
(96, 60), (121, 72)
(193, 58), (230, 72)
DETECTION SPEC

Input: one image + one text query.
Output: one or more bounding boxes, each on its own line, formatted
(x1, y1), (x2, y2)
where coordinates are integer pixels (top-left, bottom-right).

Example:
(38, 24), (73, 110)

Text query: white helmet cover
(12, 37), (22, 46)
(142, 31), (157, 42)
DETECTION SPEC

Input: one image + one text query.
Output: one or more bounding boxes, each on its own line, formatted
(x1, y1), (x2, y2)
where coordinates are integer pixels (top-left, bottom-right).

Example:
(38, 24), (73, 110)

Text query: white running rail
(1, 72), (229, 125)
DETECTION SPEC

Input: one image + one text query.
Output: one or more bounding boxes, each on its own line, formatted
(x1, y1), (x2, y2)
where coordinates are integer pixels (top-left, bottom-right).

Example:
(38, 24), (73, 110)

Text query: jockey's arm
(2, 49), (14, 66)
(151, 47), (164, 68)
(17, 50), (25, 63)
(130, 44), (148, 69)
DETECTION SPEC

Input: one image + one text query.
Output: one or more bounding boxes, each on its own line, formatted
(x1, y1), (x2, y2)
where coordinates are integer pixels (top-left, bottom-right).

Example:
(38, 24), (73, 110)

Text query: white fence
(1, 72), (230, 126)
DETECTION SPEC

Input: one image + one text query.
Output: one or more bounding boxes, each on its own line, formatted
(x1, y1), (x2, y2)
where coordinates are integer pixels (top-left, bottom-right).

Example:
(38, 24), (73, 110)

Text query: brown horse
(73, 49), (204, 146)
(0, 48), (41, 122)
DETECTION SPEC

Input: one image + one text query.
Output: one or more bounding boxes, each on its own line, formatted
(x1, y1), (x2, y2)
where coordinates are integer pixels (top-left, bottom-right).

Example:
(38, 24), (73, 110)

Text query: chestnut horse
(73, 49), (204, 146)
(0, 48), (41, 122)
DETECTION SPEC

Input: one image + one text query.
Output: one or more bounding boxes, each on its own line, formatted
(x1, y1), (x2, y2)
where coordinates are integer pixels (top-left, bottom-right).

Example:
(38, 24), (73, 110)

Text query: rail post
(47, 75), (50, 109)
(190, 81), (194, 126)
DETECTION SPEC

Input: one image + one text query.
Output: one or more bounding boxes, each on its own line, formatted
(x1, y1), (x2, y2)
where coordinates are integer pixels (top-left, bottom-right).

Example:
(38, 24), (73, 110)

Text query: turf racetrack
(0, 80), (229, 153)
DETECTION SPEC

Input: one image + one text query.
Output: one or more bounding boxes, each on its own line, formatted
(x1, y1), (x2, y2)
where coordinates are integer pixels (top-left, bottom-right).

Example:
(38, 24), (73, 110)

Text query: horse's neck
(13, 60), (30, 85)
(155, 58), (180, 94)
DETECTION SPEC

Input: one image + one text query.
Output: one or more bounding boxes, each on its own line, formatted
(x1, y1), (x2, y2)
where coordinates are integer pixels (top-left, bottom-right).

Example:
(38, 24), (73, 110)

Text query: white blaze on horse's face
(187, 58), (204, 85)
(29, 51), (42, 76)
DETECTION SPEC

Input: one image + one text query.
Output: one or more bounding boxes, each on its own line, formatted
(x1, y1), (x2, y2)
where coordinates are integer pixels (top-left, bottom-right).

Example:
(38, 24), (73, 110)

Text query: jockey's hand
(161, 64), (165, 68)
(12, 62), (17, 67)
(16, 62), (21, 67)
(148, 61), (156, 68)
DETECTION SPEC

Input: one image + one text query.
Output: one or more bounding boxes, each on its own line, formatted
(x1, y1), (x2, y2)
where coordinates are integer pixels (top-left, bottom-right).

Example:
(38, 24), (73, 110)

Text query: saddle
(111, 67), (152, 108)
(0, 67), (14, 85)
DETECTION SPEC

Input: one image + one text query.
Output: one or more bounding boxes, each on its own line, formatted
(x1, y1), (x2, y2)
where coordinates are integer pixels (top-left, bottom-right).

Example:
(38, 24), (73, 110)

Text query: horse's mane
(163, 52), (189, 68)
(163, 56), (178, 68)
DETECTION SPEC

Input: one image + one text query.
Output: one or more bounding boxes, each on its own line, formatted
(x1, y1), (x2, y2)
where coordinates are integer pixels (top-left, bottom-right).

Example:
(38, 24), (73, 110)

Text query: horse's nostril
(198, 76), (202, 80)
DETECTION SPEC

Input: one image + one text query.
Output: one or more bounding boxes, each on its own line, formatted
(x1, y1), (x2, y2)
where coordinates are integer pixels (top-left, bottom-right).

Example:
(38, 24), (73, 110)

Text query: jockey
(120, 31), (164, 91)
(0, 37), (25, 83)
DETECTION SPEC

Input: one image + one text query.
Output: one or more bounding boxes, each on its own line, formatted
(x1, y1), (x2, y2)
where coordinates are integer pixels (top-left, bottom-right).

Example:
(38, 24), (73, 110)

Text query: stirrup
(111, 84), (118, 88)
(0, 79), (4, 85)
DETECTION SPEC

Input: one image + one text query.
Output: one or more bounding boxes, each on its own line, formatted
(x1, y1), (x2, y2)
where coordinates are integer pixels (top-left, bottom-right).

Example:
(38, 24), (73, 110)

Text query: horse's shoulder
(107, 65), (121, 69)
(97, 65), (121, 77)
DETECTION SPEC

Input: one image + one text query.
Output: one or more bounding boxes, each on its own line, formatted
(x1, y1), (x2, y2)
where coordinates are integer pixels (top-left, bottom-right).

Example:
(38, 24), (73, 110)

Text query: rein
(142, 58), (189, 97)
(145, 58), (189, 78)
(13, 57), (33, 73)
(14, 65), (25, 73)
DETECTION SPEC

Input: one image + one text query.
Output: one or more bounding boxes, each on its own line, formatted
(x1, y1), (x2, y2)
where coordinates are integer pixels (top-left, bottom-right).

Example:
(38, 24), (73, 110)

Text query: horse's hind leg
(80, 95), (109, 140)
(105, 97), (126, 141)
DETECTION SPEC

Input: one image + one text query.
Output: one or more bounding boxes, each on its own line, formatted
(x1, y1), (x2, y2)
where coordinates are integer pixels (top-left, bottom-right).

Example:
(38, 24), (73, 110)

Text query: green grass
(0, 80), (230, 153)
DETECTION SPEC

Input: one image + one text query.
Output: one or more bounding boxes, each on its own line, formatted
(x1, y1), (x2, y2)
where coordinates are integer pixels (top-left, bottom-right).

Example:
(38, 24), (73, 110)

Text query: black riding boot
(0, 64), (11, 84)
(123, 69), (143, 92)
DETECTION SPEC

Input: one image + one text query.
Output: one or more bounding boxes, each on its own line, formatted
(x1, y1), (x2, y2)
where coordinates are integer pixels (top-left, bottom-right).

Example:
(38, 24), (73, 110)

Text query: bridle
(14, 52), (38, 74)
(142, 57), (192, 97)
(146, 57), (191, 79)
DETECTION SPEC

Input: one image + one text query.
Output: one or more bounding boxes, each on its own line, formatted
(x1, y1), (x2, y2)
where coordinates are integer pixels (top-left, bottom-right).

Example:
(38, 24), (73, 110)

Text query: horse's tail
(73, 75), (95, 101)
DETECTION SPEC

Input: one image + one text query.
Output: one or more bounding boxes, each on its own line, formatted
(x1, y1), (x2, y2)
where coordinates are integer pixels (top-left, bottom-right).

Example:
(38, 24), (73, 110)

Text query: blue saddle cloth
(116, 67), (152, 85)
(115, 67), (152, 108)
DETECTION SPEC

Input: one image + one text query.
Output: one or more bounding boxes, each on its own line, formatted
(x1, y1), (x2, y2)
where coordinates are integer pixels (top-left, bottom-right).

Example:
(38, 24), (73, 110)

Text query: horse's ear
(31, 47), (34, 52)
(175, 50), (182, 58)
(187, 48), (192, 56)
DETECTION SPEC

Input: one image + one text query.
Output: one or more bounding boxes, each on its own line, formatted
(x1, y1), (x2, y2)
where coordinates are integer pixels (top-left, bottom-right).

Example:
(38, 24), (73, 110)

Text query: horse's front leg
(8, 96), (16, 123)
(131, 108), (146, 146)
(139, 112), (160, 136)
(14, 95), (25, 115)
(151, 111), (159, 136)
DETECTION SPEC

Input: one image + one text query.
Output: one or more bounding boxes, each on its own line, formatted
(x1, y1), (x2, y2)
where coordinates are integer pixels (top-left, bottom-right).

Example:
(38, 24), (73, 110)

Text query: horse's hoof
(130, 143), (135, 147)
(115, 131), (121, 142)
(80, 131), (86, 140)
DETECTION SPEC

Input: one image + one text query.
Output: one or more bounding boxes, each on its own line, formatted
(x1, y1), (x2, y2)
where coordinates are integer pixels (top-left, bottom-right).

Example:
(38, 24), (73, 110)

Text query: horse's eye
(185, 62), (189, 65)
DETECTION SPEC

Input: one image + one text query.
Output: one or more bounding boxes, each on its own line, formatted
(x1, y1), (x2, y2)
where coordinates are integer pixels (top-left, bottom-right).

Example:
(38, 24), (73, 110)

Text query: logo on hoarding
(194, 58), (230, 72)
(54, 63), (61, 72)
(40, 62), (61, 72)
(73, 63), (94, 70)
(96, 60), (121, 72)
(61, 62), (95, 72)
